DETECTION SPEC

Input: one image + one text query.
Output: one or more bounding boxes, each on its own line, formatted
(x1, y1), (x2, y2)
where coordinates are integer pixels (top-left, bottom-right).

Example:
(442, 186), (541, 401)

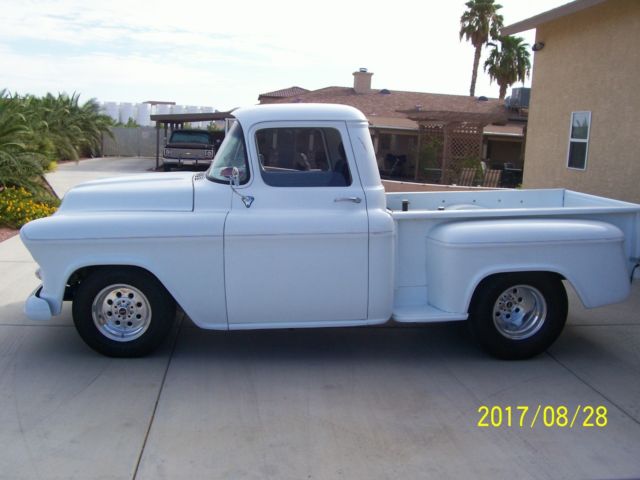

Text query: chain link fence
(102, 127), (163, 157)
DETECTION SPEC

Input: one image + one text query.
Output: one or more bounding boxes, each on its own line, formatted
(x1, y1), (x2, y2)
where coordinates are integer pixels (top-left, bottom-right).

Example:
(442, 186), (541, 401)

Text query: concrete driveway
(1, 157), (639, 479)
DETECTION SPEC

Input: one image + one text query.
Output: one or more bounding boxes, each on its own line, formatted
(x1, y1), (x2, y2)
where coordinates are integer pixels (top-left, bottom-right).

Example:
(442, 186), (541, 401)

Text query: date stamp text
(477, 405), (608, 429)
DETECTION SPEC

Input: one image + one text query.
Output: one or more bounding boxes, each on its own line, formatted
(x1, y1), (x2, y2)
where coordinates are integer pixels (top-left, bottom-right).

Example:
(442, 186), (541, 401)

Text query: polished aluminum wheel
(91, 284), (151, 342)
(492, 285), (547, 340)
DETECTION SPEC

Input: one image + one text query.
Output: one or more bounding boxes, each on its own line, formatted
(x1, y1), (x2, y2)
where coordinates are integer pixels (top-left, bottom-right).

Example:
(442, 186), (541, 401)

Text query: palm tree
(459, 0), (504, 97)
(0, 91), (45, 192)
(20, 92), (113, 162)
(484, 35), (531, 99)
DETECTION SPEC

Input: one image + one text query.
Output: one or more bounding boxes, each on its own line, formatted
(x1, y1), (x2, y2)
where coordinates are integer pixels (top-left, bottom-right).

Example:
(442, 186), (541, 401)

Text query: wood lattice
(418, 121), (483, 184)
(449, 123), (483, 163)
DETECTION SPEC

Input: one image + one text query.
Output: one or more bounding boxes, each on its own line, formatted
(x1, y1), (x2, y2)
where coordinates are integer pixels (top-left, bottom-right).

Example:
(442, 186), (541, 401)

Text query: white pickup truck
(20, 104), (640, 359)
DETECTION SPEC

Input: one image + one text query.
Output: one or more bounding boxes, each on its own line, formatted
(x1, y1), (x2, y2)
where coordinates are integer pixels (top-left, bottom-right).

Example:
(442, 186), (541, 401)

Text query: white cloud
(1, 0), (568, 109)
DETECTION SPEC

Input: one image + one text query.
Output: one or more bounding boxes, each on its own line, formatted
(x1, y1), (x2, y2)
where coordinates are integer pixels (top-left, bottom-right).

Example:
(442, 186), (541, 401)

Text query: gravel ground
(0, 227), (18, 243)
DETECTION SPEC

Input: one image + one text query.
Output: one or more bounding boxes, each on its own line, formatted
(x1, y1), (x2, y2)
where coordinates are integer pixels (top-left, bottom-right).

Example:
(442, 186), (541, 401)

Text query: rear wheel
(72, 268), (176, 357)
(469, 272), (568, 359)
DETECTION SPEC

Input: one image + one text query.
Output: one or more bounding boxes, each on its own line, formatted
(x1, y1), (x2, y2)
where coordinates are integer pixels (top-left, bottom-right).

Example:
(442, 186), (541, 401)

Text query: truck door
(224, 121), (369, 327)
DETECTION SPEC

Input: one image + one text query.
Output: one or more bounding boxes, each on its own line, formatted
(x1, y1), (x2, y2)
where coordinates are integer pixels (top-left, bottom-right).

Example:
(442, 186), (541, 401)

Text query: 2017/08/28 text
(477, 405), (608, 428)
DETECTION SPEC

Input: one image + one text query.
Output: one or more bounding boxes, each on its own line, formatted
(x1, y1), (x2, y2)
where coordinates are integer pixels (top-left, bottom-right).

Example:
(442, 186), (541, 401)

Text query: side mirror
(221, 166), (254, 208)
(230, 166), (240, 187)
(221, 166), (240, 186)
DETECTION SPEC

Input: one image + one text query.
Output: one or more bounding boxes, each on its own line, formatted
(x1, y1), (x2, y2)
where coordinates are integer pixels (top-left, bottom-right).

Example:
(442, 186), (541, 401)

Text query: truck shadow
(174, 319), (483, 363)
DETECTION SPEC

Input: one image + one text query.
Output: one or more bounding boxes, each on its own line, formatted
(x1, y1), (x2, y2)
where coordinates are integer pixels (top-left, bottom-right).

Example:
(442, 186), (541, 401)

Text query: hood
(58, 172), (195, 213)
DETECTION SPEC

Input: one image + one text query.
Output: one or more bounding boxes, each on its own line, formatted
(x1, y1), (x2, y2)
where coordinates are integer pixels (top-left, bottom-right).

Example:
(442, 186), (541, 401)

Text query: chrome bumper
(163, 158), (211, 167)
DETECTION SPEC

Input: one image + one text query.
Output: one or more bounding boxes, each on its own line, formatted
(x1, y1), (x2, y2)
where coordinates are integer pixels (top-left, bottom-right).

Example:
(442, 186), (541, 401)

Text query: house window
(567, 111), (591, 170)
(380, 134), (391, 150)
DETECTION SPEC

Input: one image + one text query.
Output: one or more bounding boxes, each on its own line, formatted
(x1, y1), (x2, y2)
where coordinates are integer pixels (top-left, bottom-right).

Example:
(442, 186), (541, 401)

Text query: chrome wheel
(91, 284), (151, 342)
(492, 285), (547, 340)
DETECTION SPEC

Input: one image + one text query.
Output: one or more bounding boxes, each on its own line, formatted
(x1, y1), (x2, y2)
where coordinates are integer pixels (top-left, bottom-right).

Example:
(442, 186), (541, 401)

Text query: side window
(207, 121), (250, 184)
(567, 111), (591, 170)
(255, 127), (352, 187)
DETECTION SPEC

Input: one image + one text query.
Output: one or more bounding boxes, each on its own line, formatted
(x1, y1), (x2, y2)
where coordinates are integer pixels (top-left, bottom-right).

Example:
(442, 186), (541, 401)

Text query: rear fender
(425, 219), (630, 313)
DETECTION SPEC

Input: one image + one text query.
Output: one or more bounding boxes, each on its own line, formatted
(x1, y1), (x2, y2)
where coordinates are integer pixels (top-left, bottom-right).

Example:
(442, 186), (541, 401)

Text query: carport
(150, 111), (235, 170)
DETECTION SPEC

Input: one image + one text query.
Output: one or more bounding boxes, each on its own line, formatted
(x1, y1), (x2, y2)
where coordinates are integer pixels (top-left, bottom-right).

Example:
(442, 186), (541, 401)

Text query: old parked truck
(21, 104), (640, 358)
(162, 129), (222, 171)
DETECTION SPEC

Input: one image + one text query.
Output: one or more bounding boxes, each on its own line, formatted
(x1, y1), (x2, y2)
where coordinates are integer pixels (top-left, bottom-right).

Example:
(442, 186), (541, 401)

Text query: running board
(392, 304), (467, 323)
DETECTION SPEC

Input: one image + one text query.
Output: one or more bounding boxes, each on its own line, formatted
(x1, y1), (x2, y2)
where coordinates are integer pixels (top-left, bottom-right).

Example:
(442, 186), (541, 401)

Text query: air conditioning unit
(508, 87), (531, 109)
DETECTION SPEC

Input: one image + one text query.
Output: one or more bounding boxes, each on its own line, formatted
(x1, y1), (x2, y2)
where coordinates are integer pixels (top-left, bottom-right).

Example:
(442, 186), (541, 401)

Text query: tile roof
(271, 86), (507, 128)
(258, 86), (310, 99)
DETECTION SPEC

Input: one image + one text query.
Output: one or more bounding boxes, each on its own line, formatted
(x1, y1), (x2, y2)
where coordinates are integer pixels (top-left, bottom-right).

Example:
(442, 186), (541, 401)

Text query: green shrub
(0, 187), (59, 229)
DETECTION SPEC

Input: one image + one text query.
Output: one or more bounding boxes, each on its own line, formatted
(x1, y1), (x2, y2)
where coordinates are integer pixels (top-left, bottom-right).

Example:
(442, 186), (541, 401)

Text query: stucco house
(503, 0), (640, 203)
(258, 71), (527, 186)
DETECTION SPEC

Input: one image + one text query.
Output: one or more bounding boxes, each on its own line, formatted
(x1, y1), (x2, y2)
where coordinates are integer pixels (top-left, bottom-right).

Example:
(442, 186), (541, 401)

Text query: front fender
(20, 212), (228, 329)
(425, 219), (629, 313)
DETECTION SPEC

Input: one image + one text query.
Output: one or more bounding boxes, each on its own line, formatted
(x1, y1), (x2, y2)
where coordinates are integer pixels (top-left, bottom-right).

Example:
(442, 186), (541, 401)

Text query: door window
(255, 127), (352, 187)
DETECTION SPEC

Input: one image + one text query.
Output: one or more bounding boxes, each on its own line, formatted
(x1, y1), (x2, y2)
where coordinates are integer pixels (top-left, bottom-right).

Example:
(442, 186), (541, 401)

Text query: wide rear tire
(469, 272), (568, 360)
(72, 268), (176, 357)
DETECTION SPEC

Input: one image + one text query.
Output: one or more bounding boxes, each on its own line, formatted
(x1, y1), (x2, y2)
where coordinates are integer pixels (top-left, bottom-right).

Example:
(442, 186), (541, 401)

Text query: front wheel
(72, 268), (176, 357)
(469, 272), (568, 360)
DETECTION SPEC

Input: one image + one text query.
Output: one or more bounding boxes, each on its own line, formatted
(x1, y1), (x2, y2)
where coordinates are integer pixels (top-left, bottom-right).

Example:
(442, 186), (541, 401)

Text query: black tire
(468, 272), (568, 360)
(162, 163), (172, 172)
(72, 267), (176, 357)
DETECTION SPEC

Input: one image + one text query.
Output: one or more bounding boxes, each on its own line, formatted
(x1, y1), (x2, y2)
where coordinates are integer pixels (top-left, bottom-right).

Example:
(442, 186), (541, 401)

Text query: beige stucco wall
(523, 0), (640, 203)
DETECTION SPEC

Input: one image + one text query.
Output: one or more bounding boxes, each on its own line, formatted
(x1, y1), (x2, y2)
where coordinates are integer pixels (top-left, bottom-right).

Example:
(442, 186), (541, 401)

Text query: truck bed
(385, 189), (640, 322)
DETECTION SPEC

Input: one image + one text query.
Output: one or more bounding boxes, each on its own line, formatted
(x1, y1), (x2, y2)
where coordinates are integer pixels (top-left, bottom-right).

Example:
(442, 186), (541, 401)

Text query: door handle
(334, 197), (362, 204)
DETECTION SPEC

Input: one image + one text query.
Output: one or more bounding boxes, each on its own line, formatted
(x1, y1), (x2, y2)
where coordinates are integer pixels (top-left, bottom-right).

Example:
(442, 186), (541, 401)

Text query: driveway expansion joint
(546, 350), (640, 426)
(132, 313), (184, 480)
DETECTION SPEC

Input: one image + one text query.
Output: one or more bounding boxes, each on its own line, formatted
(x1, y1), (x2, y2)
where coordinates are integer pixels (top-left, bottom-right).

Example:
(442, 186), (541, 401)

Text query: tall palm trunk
(470, 44), (482, 97)
(499, 84), (507, 99)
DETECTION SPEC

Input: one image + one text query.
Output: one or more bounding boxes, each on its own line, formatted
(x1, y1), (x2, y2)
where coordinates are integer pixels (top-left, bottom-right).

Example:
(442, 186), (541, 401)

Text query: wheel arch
(467, 270), (566, 313)
(65, 264), (176, 304)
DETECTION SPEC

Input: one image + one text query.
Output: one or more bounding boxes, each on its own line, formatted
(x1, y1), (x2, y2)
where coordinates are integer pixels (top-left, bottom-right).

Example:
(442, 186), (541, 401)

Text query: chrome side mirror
(222, 166), (254, 208)
(230, 166), (240, 187)
(221, 166), (239, 185)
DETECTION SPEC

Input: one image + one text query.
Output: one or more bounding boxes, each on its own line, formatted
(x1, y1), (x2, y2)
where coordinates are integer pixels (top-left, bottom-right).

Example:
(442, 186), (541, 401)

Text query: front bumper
(163, 157), (212, 167)
(25, 286), (53, 321)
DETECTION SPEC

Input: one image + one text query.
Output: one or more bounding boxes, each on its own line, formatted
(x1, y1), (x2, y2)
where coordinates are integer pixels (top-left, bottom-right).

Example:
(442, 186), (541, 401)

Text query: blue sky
(1, 0), (569, 110)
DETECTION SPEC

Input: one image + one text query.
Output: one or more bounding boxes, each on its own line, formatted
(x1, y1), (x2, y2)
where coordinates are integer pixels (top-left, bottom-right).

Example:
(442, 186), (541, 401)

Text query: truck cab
(204, 104), (394, 328)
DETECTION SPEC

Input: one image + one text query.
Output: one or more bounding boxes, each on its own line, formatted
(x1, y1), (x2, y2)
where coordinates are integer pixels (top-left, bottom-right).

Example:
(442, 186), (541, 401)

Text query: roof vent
(478, 96), (488, 101)
(380, 88), (391, 94)
(359, 67), (368, 73)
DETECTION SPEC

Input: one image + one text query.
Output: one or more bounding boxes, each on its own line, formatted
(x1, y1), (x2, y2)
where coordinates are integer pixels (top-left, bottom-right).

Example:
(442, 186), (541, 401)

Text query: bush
(0, 187), (59, 229)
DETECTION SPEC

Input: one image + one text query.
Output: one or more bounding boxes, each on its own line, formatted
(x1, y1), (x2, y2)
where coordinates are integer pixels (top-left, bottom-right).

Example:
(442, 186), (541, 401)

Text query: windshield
(206, 121), (249, 184)
(169, 131), (212, 145)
